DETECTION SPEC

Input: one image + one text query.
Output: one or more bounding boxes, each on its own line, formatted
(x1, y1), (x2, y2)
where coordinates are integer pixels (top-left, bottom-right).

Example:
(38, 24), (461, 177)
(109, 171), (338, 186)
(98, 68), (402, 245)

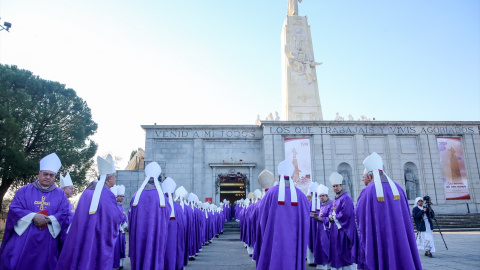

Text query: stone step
(411, 214), (480, 230)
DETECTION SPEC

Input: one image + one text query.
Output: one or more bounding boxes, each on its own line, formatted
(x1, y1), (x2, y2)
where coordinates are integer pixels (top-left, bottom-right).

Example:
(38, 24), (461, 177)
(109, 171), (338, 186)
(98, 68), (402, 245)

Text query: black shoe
(428, 253), (433, 258)
(189, 257), (196, 261)
(425, 252), (429, 257)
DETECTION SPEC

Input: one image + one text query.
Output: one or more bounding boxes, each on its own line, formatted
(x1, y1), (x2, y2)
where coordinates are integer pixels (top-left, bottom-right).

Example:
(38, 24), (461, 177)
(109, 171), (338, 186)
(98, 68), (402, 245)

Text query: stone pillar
(354, 134), (366, 195)
(386, 135), (404, 190)
(263, 134), (275, 173)
(322, 135), (334, 197)
(281, 15), (323, 121)
(312, 134), (325, 185)
(463, 134), (480, 211)
(193, 138), (204, 198)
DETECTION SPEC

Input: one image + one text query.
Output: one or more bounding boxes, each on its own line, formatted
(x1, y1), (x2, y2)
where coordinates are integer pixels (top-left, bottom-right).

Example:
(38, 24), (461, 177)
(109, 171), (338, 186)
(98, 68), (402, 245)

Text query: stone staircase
(413, 213), (480, 231)
(222, 220), (241, 234)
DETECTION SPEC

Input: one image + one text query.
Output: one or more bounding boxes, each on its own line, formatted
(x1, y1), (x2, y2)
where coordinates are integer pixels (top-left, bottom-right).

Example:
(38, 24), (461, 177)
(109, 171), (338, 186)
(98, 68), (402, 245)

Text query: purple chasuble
(308, 200), (318, 253)
(314, 199), (333, 266)
(164, 202), (186, 270)
(355, 179), (422, 270)
(328, 191), (358, 269)
(252, 199), (265, 263)
(257, 185), (309, 270)
(113, 204), (127, 268)
(194, 207), (205, 253)
(59, 201), (75, 253)
(0, 182), (70, 270)
(56, 181), (123, 270)
(128, 186), (171, 270)
(182, 204), (195, 266)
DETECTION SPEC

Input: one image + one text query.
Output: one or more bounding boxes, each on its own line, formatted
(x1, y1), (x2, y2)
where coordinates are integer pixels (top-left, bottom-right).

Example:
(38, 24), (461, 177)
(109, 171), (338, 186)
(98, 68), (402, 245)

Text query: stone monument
(282, 0), (323, 121)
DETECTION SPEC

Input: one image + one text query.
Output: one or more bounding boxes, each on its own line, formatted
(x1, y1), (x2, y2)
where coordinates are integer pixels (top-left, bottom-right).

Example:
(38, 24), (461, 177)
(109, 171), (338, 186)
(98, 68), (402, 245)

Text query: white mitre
(253, 189), (262, 200)
(40, 153), (62, 174)
(363, 152), (400, 202)
(316, 184), (329, 211)
(162, 177), (176, 195)
(329, 172), (343, 186)
(98, 154), (115, 176)
(110, 185), (118, 196)
(277, 159), (298, 205)
(257, 170), (275, 190)
(244, 198), (250, 207)
(133, 161), (166, 207)
(308, 182), (319, 194)
(89, 155), (116, 215)
(317, 184), (329, 195)
(162, 177), (177, 219)
(188, 193), (196, 204)
(308, 181), (319, 212)
(175, 186), (188, 200)
(117, 185), (125, 196)
(60, 172), (73, 188)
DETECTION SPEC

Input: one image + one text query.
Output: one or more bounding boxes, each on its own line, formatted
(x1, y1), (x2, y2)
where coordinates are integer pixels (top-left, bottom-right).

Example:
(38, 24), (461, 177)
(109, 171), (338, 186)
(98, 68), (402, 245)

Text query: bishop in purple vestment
(128, 162), (171, 270)
(56, 154), (123, 270)
(355, 153), (422, 270)
(257, 160), (310, 270)
(58, 172), (75, 253)
(162, 177), (187, 270)
(111, 185), (128, 269)
(314, 184), (333, 270)
(0, 153), (70, 270)
(328, 172), (358, 270)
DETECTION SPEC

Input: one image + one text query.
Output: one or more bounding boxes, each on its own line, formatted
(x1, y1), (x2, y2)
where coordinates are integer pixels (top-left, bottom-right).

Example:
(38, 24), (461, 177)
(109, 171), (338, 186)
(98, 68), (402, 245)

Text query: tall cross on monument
(34, 196), (50, 211)
(282, 0), (323, 121)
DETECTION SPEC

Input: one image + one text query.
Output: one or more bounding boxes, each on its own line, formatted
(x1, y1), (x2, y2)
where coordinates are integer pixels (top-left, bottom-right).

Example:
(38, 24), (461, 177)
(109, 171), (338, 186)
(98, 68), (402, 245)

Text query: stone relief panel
(404, 162), (420, 200)
(337, 162), (354, 198)
(366, 136), (385, 154)
(400, 137), (417, 154)
(334, 137), (353, 155)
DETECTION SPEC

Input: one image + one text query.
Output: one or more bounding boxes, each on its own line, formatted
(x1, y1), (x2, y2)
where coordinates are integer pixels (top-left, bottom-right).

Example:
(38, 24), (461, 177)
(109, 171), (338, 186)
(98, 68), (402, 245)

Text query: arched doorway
(217, 171), (247, 205)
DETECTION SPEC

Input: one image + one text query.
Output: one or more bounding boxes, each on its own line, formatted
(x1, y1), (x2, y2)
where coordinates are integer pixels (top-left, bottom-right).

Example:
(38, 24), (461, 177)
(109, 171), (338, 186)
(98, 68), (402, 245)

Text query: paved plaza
(120, 231), (480, 270)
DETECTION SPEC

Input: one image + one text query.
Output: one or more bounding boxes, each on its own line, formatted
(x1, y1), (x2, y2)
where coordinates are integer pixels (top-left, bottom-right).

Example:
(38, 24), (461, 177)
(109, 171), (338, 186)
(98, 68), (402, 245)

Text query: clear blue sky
(1, 0), (479, 168)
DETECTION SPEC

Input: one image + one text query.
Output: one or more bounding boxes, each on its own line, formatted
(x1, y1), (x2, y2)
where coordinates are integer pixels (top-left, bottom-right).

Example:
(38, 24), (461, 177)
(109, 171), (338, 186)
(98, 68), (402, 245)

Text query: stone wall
(120, 121), (480, 214)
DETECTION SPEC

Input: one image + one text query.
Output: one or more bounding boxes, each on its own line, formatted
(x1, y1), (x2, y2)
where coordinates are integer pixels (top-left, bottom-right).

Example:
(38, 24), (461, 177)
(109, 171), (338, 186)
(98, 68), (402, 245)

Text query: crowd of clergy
(0, 153), (231, 270)
(236, 152), (427, 270)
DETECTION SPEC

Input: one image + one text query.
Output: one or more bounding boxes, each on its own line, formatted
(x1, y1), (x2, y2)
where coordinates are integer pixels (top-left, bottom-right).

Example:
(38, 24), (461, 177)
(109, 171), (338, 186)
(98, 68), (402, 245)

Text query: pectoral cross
(332, 202), (336, 210)
(34, 196), (50, 211)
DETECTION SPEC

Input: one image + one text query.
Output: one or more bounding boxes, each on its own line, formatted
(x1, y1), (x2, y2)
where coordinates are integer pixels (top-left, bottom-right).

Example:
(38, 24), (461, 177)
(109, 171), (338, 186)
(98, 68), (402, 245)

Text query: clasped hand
(33, 213), (50, 227)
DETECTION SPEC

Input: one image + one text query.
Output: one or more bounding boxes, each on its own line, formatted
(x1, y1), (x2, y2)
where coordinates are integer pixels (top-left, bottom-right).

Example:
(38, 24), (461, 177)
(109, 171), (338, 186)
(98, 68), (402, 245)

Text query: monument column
(281, 4), (323, 121)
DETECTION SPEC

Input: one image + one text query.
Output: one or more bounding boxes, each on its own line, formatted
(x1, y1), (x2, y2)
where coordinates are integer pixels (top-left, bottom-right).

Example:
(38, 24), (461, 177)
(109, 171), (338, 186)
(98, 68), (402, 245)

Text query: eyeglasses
(42, 172), (56, 178)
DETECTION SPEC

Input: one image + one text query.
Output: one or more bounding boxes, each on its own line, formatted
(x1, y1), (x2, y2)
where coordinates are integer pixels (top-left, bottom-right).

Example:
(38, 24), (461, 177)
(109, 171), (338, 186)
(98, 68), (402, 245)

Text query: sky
(1, 0), (479, 169)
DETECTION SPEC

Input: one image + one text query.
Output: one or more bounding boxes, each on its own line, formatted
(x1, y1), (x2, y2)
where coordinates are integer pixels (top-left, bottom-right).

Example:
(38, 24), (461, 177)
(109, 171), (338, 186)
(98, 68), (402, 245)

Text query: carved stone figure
(340, 169), (353, 197)
(255, 114), (261, 125)
(404, 168), (417, 200)
(358, 115), (371, 121)
(334, 112), (344, 121)
(304, 58), (322, 84)
(274, 111), (280, 121)
(287, 0), (303, 16)
(266, 113), (274, 121)
(348, 114), (354, 121)
(286, 50), (304, 73)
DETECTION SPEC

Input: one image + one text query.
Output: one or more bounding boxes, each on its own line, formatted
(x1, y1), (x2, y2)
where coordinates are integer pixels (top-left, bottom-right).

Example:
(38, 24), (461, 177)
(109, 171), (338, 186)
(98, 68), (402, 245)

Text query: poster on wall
(437, 137), (470, 200)
(284, 138), (312, 195)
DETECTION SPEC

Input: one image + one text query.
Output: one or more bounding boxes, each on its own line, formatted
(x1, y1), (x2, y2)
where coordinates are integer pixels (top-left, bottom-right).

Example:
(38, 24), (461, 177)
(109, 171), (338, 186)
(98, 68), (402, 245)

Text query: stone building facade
(117, 121), (480, 214)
